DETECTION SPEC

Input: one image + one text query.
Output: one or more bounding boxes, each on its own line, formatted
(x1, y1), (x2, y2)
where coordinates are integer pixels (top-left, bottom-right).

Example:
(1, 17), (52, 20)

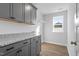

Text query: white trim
(44, 41), (67, 47)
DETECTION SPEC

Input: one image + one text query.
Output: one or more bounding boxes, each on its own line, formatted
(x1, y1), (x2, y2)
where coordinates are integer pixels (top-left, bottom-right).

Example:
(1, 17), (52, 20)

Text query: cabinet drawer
(4, 49), (18, 56)
(0, 44), (15, 54)
(22, 39), (30, 46)
(11, 39), (30, 50)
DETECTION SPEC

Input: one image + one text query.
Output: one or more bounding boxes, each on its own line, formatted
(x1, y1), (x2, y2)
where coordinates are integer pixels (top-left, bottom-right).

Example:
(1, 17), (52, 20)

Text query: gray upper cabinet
(30, 4), (37, 24)
(12, 3), (25, 22)
(0, 3), (10, 18)
(25, 4), (31, 24)
(0, 3), (37, 24)
(25, 3), (37, 25)
(12, 3), (37, 24)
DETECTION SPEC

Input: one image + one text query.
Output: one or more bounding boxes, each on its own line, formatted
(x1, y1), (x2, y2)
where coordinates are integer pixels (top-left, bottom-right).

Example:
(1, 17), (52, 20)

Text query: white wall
(67, 3), (76, 56)
(36, 10), (44, 42)
(43, 11), (67, 46)
(35, 3), (77, 56)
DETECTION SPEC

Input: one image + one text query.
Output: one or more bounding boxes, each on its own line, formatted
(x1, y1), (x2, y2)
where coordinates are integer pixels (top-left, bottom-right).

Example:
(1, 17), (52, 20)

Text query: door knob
(71, 41), (77, 46)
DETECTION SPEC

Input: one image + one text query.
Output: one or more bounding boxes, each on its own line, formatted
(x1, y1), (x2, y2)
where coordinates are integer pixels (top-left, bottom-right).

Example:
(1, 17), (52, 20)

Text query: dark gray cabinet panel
(21, 45), (30, 56)
(12, 3), (25, 22)
(0, 3), (10, 18)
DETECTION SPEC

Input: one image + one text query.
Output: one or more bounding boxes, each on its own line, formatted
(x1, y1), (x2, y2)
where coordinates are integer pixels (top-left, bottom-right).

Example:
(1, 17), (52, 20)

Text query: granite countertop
(0, 19), (40, 47)
(0, 32), (40, 47)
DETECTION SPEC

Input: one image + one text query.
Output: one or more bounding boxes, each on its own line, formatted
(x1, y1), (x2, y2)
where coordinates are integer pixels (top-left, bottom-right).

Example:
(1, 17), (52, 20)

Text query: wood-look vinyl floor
(40, 42), (69, 56)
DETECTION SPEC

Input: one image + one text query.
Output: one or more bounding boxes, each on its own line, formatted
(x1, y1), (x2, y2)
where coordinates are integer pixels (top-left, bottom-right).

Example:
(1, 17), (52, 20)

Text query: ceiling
(33, 3), (70, 14)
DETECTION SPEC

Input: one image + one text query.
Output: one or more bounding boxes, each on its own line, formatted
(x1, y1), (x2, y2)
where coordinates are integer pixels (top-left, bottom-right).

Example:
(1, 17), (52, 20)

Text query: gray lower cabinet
(0, 35), (41, 56)
(31, 36), (41, 56)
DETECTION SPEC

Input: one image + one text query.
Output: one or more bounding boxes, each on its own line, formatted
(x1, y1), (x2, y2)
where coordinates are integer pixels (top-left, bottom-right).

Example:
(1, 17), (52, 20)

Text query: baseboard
(44, 41), (67, 47)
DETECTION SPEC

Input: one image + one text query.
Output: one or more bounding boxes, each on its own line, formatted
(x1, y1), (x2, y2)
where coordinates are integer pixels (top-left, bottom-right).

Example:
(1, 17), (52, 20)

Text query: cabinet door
(36, 38), (41, 56)
(0, 3), (10, 18)
(25, 4), (31, 24)
(31, 38), (37, 56)
(21, 44), (31, 56)
(25, 3), (37, 24)
(12, 3), (24, 22)
(31, 36), (41, 56)
(30, 5), (37, 24)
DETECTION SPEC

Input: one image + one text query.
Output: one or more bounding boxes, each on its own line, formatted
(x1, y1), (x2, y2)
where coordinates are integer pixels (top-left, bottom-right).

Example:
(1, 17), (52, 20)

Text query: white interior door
(76, 27), (79, 56)
(67, 3), (77, 56)
(75, 3), (79, 56)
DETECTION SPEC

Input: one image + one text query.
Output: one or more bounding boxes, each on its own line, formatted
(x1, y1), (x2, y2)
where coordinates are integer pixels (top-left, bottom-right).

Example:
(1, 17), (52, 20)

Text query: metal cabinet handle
(71, 41), (77, 46)
(16, 50), (22, 56)
(17, 50), (22, 53)
(23, 42), (28, 44)
(6, 47), (14, 51)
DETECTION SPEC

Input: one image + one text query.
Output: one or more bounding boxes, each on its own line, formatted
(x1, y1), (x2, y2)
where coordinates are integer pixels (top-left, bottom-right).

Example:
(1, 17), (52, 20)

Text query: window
(53, 16), (64, 32)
